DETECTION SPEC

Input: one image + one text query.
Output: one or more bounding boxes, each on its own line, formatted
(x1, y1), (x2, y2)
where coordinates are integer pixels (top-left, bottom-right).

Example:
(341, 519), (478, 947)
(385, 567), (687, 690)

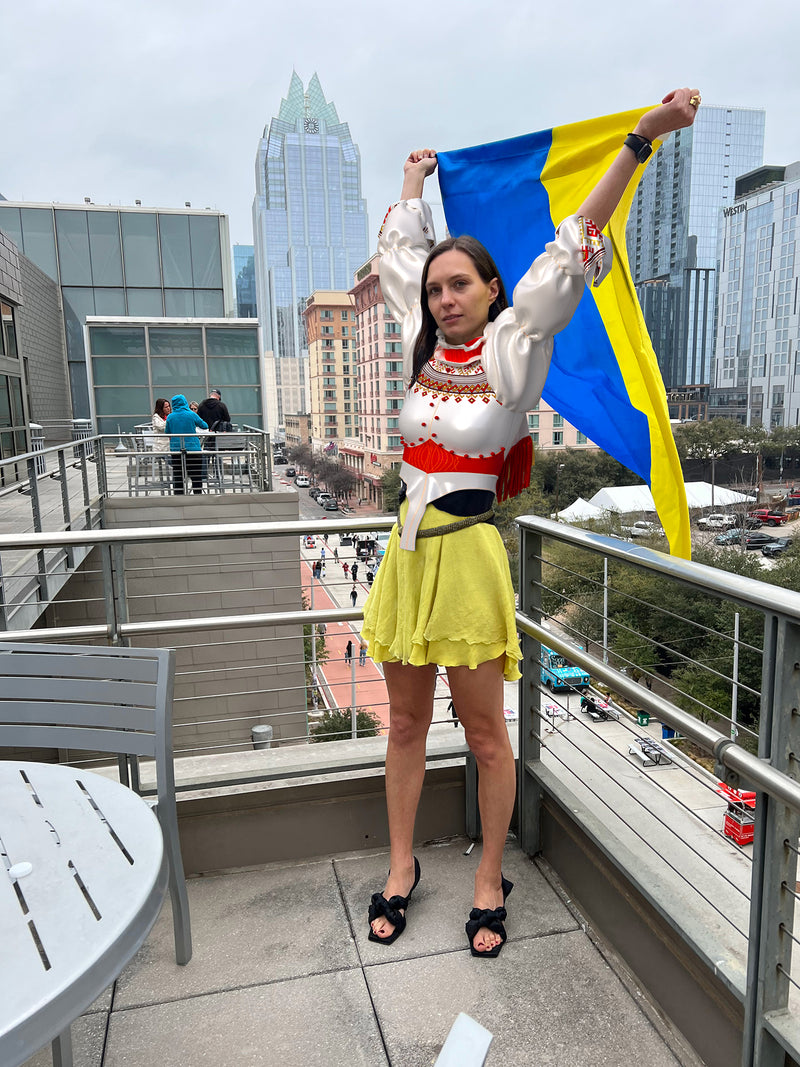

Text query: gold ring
(689, 95), (701, 109)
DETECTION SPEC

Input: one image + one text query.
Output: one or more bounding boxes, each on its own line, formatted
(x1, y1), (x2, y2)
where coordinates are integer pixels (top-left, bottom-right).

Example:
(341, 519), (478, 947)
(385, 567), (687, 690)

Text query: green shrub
(309, 706), (381, 743)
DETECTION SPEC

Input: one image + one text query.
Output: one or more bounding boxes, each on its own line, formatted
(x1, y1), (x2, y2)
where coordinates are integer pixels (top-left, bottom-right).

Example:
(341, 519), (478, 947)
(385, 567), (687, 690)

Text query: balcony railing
(2, 507), (800, 1063)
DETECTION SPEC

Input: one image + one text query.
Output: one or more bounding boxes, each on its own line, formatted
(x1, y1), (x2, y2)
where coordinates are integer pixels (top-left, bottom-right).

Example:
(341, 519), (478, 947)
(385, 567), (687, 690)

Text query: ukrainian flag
(437, 108), (690, 558)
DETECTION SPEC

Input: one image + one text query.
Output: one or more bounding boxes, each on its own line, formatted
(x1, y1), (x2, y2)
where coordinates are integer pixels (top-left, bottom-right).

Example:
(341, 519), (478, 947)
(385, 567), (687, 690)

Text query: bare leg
(370, 661), (436, 940)
(447, 655), (515, 954)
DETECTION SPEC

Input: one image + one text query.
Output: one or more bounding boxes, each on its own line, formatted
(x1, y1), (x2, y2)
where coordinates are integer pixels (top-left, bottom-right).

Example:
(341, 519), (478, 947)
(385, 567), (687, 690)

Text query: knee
(388, 707), (431, 748)
(464, 724), (511, 767)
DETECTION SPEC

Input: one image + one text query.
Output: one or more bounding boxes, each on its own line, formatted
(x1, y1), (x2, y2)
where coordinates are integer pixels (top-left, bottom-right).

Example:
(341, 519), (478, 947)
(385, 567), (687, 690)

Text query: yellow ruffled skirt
(362, 501), (521, 681)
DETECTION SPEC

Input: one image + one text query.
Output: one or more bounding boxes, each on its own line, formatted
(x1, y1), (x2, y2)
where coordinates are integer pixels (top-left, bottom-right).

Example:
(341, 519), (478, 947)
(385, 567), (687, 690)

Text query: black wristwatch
(624, 132), (653, 164)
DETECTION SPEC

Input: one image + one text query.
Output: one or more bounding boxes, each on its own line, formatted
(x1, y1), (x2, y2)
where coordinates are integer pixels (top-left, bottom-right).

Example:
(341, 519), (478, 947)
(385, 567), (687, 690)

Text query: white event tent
(557, 481), (755, 520)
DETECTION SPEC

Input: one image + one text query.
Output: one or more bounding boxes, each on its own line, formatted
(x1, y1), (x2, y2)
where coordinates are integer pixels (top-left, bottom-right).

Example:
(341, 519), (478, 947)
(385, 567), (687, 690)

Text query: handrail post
(56, 448), (74, 570)
(27, 455), (49, 603)
(517, 522), (544, 855)
(742, 614), (800, 1066)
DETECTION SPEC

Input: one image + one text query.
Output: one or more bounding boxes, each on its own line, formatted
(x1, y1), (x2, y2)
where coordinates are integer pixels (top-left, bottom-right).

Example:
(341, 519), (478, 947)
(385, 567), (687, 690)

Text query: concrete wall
(40, 491), (308, 755)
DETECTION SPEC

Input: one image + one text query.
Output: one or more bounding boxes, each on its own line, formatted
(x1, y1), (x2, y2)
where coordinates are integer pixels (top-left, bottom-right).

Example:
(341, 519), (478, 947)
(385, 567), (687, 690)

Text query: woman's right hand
(400, 150), (437, 199)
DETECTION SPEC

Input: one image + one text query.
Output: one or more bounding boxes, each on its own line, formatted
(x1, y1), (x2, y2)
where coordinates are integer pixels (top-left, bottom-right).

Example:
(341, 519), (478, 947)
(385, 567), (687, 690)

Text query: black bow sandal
(465, 875), (514, 958)
(367, 856), (421, 945)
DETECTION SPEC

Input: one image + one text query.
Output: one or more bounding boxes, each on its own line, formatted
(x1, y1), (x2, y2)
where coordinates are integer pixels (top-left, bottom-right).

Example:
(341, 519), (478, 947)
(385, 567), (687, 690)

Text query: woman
(151, 399), (171, 453)
(165, 394), (207, 495)
(363, 89), (700, 957)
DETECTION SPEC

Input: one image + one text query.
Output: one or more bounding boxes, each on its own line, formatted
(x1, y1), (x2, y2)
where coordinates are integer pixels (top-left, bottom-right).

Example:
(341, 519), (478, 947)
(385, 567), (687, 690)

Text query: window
(321, 326), (334, 335)
(576, 432), (588, 445)
(0, 303), (18, 359)
(552, 431), (563, 445)
(341, 309), (349, 320)
(552, 414), (564, 428)
(320, 309), (334, 321)
(528, 414), (539, 429)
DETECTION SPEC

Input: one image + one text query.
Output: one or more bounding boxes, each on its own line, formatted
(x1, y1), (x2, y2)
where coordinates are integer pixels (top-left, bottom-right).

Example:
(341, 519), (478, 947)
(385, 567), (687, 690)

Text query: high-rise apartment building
(252, 73), (369, 427)
(0, 201), (234, 418)
(303, 290), (356, 449)
(233, 244), (257, 318)
(627, 106), (765, 393)
(712, 163), (800, 428)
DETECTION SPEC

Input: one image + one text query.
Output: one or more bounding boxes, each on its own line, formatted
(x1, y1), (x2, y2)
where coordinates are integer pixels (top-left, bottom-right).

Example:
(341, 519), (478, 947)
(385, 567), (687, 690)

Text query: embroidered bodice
(378, 198), (611, 549)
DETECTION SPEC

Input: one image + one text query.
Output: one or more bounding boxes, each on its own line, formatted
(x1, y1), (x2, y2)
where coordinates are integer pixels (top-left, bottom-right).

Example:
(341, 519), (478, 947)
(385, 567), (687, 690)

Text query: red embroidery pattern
(578, 216), (606, 286)
(413, 349), (495, 404)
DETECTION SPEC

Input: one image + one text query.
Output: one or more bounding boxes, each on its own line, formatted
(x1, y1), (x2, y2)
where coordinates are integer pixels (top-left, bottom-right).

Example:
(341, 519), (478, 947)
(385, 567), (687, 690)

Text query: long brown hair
(410, 236), (508, 385)
(154, 398), (170, 418)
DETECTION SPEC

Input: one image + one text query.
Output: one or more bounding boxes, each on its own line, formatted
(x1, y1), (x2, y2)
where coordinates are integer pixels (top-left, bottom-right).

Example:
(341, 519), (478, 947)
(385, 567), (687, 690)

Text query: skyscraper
(713, 163), (800, 428)
(626, 106), (765, 393)
(252, 73), (369, 426)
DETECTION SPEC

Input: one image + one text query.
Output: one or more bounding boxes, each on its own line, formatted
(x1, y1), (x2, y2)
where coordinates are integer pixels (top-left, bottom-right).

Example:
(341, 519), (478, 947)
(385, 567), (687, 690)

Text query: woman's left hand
(635, 88), (701, 142)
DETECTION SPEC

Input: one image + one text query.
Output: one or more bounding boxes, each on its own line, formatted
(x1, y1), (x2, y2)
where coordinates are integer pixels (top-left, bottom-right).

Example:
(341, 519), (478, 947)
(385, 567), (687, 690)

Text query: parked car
(715, 529), (745, 546)
(286, 466), (296, 478)
(316, 492), (333, 506)
(303, 536), (316, 549)
(733, 513), (762, 529)
(743, 531), (778, 550)
(627, 520), (665, 538)
(748, 508), (788, 527)
(274, 454), (288, 465)
(761, 537), (793, 558)
(295, 475), (310, 488)
(697, 513), (737, 530)
(323, 498), (339, 511)
(308, 487), (321, 500)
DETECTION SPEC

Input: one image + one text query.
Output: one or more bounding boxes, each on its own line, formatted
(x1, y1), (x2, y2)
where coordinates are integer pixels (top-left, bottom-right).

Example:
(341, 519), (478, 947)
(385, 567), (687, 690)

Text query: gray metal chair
(0, 642), (192, 969)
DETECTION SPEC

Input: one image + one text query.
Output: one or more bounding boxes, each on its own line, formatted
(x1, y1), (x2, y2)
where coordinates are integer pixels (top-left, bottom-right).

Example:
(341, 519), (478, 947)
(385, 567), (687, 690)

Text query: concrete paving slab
(366, 928), (683, 1067)
(20, 1009), (107, 1067)
(115, 858), (357, 1009)
(104, 970), (388, 1067)
(335, 839), (579, 965)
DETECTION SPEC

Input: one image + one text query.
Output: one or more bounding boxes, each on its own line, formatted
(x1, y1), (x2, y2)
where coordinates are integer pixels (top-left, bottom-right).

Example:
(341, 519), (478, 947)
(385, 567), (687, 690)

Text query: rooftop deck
(21, 839), (697, 1067)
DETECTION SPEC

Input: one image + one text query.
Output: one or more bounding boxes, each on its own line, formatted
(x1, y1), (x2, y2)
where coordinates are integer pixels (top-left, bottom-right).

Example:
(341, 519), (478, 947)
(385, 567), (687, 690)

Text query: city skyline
(3, 1), (799, 248)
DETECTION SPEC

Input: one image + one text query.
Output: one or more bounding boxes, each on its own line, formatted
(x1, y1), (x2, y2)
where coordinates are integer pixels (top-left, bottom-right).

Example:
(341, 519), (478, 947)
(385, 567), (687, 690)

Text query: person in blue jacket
(165, 394), (207, 495)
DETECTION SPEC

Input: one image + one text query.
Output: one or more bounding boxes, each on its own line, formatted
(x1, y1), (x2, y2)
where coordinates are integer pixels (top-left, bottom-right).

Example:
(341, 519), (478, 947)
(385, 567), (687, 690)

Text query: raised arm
(578, 88), (701, 231)
(400, 149), (438, 200)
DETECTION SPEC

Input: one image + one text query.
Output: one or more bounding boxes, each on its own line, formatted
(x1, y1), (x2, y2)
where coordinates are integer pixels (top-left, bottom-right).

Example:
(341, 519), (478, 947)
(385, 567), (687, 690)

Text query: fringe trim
(496, 435), (533, 502)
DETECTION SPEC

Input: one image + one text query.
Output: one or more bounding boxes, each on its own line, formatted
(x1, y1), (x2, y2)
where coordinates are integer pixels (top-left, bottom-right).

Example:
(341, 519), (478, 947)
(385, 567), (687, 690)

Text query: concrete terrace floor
(22, 839), (700, 1067)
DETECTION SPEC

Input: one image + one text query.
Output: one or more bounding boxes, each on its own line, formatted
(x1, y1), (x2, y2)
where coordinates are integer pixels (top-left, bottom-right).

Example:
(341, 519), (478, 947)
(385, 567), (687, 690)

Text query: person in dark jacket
(197, 389), (231, 432)
(165, 394), (207, 494)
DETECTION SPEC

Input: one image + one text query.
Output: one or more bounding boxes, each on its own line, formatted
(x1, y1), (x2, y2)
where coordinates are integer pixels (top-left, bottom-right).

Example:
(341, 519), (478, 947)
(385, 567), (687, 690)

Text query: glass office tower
(626, 106), (765, 391)
(0, 203), (233, 417)
(712, 163), (800, 428)
(252, 72), (369, 424)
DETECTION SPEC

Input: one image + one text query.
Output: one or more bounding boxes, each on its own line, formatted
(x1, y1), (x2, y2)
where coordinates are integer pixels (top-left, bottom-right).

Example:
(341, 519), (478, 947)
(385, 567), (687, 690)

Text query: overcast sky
(4, 0), (799, 247)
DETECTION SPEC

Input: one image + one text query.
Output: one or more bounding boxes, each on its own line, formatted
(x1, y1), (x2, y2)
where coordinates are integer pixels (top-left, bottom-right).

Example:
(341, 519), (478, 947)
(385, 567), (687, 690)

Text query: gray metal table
(0, 760), (168, 1067)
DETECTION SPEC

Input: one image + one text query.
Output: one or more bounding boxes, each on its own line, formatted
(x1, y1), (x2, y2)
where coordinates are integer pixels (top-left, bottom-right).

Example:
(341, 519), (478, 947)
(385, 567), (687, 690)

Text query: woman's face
(164, 401), (172, 415)
(189, 402), (198, 412)
(425, 249), (499, 347)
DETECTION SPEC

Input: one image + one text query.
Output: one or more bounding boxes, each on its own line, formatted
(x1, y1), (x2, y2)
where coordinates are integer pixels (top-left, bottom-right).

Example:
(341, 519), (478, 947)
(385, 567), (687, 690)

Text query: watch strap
(624, 133), (653, 164)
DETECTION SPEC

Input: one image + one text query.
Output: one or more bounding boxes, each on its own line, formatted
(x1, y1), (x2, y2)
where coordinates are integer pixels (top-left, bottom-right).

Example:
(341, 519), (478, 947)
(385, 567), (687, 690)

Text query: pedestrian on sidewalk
(351, 562), (359, 583)
(313, 560), (322, 579)
(344, 640), (353, 664)
(334, 546), (339, 563)
(343, 562), (349, 578)
(350, 585), (358, 608)
(359, 638), (368, 667)
(366, 566), (375, 587)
